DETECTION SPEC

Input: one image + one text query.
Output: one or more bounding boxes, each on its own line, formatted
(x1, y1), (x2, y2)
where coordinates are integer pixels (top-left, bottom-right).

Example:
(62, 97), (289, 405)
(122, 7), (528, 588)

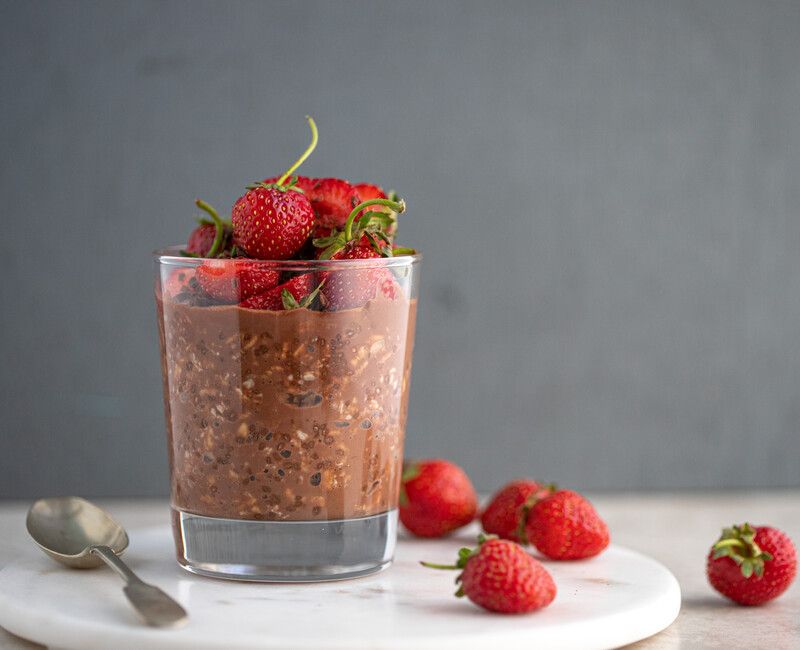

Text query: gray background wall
(2, 0), (799, 498)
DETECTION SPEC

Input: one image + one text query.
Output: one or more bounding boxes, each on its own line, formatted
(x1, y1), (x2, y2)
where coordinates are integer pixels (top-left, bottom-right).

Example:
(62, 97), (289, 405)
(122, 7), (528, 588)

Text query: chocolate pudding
(156, 284), (416, 522)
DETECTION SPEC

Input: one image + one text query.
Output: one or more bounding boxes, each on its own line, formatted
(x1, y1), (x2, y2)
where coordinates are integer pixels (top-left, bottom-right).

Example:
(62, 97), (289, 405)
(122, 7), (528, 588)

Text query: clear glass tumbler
(154, 249), (420, 581)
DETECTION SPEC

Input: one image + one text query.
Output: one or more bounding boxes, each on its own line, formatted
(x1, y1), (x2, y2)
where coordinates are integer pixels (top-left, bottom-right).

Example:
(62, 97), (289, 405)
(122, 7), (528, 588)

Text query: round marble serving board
(0, 524), (680, 650)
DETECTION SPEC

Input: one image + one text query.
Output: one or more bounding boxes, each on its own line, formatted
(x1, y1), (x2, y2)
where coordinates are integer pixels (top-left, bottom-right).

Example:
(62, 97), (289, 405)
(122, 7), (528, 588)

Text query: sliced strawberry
(195, 259), (281, 303)
(240, 273), (319, 310)
(352, 183), (387, 203)
(308, 178), (360, 228)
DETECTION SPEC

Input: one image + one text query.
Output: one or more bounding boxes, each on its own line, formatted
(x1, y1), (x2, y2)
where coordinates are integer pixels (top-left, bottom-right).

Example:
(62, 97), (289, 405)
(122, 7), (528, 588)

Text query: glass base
(171, 508), (398, 582)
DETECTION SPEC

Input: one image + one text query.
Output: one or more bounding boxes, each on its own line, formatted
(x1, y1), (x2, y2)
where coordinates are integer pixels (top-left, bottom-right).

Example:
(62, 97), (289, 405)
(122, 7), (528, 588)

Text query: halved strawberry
(309, 178), (360, 228)
(240, 273), (320, 310)
(195, 259), (281, 303)
(353, 183), (387, 203)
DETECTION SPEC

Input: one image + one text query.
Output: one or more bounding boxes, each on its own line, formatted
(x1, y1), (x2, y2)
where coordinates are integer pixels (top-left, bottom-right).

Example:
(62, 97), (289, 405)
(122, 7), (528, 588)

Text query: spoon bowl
(27, 497), (129, 568)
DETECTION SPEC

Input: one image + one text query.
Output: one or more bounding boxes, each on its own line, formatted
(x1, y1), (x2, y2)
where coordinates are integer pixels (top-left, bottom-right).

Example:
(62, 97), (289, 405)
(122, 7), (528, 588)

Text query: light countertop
(0, 492), (797, 649)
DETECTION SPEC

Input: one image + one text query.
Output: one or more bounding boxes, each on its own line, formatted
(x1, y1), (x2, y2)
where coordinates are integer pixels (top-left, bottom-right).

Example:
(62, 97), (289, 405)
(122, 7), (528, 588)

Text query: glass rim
(154, 246), (422, 271)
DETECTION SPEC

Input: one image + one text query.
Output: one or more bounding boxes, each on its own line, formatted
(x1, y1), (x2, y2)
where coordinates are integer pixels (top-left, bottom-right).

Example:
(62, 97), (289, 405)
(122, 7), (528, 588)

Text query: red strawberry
(320, 244), (396, 311)
(481, 480), (555, 543)
(524, 489), (610, 560)
(232, 117), (319, 259)
(399, 459), (477, 538)
(312, 225), (391, 257)
(707, 523), (796, 606)
(308, 178), (360, 228)
(185, 223), (218, 256)
(231, 187), (314, 259)
(183, 199), (232, 258)
(422, 535), (557, 614)
(195, 259), (281, 303)
(162, 267), (198, 300)
(240, 273), (319, 311)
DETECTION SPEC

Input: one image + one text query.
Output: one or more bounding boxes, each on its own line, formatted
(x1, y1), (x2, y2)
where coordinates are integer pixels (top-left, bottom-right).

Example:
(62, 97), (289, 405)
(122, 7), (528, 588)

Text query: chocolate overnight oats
(154, 117), (421, 580)
(157, 275), (417, 522)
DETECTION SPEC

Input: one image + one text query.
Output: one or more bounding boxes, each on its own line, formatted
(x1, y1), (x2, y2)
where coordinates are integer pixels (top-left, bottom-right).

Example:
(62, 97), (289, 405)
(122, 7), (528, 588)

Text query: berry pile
(410, 459), (797, 614)
(404, 461), (609, 614)
(175, 117), (415, 312)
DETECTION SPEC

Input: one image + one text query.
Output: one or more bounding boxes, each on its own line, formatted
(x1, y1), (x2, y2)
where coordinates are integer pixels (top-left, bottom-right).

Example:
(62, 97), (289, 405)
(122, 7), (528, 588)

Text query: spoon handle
(90, 545), (188, 627)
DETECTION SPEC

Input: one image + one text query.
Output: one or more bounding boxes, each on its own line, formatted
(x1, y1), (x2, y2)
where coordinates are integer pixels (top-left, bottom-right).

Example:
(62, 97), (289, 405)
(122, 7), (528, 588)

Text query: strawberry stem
(195, 199), (225, 257)
(276, 116), (318, 186)
(344, 198), (406, 241)
(419, 561), (458, 570)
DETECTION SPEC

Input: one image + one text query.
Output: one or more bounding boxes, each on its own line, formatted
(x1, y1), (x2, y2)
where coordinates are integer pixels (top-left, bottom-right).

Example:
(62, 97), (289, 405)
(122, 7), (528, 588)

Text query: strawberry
(312, 226), (391, 258)
(232, 118), (319, 259)
(240, 273), (321, 311)
(307, 178), (361, 229)
(195, 259), (281, 303)
(185, 223), (218, 256)
(352, 182), (387, 203)
(162, 267), (198, 300)
(481, 480), (555, 543)
(313, 195), (407, 310)
(707, 523), (796, 606)
(422, 535), (556, 614)
(399, 459), (477, 538)
(318, 244), (396, 310)
(524, 489), (609, 560)
(183, 200), (232, 258)
(232, 185), (314, 259)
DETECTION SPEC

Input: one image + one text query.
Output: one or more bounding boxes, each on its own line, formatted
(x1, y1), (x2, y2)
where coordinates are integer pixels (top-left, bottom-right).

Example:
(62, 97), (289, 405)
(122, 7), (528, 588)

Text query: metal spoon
(26, 496), (187, 627)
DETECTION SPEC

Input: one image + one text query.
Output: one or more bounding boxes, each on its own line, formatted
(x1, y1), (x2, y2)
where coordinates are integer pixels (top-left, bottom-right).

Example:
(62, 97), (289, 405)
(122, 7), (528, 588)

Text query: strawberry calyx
(421, 534), (498, 597)
(316, 197), (406, 260)
(514, 483), (558, 545)
(344, 198), (406, 241)
(281, 279), (325, 310)
(245, 175), (307, 194)
(712, 523), (774, 578)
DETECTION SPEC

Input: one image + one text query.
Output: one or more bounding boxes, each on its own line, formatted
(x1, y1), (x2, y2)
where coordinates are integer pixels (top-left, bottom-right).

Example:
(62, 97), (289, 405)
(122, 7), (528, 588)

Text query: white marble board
(0, 524), (680, 649)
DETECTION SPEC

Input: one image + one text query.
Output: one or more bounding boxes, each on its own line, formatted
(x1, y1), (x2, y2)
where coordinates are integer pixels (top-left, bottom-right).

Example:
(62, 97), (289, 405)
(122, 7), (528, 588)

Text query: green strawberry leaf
(298, 280), (326, 309)
(391, 247), (417, 256)
(281, 289), (301, 310)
